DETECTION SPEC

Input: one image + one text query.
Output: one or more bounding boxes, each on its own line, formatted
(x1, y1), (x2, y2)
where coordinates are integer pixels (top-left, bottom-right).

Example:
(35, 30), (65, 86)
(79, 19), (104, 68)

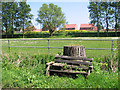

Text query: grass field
(1, 37), (119, 88)
(1, 37), (118, 57)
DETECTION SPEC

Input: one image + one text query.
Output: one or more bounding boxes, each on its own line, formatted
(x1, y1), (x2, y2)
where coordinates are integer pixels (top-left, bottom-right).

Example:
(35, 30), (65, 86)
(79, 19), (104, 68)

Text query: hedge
(2, 32), (120, 38)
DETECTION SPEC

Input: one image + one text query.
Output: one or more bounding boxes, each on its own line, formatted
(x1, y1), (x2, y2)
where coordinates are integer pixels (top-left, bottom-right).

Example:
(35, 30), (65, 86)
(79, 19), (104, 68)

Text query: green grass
(1, 37), (118, 57)
(1, 52), (118, 88)
(1, 37), (119, 88)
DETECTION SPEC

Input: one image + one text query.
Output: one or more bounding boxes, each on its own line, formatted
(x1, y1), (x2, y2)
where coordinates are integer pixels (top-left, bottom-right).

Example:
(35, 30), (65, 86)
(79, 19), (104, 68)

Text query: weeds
(1, 52), (118, 88)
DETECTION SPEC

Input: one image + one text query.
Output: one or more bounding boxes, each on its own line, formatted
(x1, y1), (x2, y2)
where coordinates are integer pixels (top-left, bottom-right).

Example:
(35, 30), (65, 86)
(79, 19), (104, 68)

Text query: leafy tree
(88, 1), (103, 36)
(2, 1), (33, 38)
(11, 2), (19, 35)
(2, 2), (19, 37)
(25, 26), (36, 32)
(119, 2), (120, 30)
(101, 2), (113, 36)
(9, 2), (18, 37)
(0, 2), (2, 36)
(88, 1), (120, 37)
(36, 3), (66, 37)
(18, 2), (33, 38)
(110, 2), (120, 36)
(2, 2), (9, 37)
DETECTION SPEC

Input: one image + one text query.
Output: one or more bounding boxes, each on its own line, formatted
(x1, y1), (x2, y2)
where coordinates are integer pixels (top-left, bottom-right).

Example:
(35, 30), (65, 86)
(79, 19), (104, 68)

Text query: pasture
(1, 37), (119, 88)
(1, 37), (118, 57)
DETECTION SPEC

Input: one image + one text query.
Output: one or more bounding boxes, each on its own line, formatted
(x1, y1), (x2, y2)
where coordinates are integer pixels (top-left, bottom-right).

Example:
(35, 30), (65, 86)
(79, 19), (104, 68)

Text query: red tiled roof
(94, 26), (98, 30)
(33, 29), (42, 31)
(80, 24), (94, 28)
(65, 24), (77, 28)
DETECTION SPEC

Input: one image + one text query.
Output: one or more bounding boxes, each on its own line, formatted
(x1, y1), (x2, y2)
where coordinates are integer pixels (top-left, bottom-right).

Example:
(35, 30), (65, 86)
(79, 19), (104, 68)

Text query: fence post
(48, 39), (50, 54)
(111, 40), (114, 57)
(8, 40), (10, 53)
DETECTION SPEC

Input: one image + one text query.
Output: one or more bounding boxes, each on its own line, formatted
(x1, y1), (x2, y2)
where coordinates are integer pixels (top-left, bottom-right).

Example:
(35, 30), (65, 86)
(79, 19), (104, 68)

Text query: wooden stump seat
(46, 46), (93, 77)
(46, 55), (93, 76)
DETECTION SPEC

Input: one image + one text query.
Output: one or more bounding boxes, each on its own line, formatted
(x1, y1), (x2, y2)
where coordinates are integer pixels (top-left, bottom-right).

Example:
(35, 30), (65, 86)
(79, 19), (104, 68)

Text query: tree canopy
(36, 3), (66, 37)
(88, 1), (103, 36)
(88, 1), (120, 36)
(2, 1), (33, 38)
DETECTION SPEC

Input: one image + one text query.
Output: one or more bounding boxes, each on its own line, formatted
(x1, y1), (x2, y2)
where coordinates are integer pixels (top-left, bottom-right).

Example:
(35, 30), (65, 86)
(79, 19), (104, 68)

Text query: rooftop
(65, 24), (77, 28)
(80, 24), (94, 28)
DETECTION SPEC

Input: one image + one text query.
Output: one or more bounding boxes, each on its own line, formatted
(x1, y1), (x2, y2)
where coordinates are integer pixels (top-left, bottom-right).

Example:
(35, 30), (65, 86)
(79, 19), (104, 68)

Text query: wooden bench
(46, 54), (93, 76)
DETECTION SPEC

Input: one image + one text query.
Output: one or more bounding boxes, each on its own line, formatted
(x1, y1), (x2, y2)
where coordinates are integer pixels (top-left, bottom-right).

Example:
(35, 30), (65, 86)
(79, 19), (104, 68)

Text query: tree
(119, 2), (120, 31)
(2, 2), (19, 37)
(110, 2), (120, 36)
(101, 2), (113, 36)
(2, 2), (9, 37)
(9, 2), (18, 37)
(2, 1), (33, 38)
(88, 1), (103, 36)
(36, 3), (66, 37)
(18, 2), (33, 38)
(25, 26), (36, 32)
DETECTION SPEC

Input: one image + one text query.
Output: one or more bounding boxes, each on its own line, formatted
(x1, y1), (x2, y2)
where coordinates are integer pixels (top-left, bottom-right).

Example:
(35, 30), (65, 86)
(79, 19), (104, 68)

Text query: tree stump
(63, 46), (86, 57)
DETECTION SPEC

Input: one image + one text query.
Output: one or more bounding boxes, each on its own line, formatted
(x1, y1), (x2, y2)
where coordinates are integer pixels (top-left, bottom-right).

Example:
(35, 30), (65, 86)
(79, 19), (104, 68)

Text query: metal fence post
(48, 39), (50, 54)
(111, 40), (114, 57)
(8, 40), (10, 53)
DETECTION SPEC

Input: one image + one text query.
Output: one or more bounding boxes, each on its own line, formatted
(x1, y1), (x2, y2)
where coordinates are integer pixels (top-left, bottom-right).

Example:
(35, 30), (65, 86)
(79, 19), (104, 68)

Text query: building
(32, 26), (57, 32)
(42, 26), (57, 31)
(65, 24), (78, 30)
(33, 29), (42, 32)
(80, 24), (97, 30)
(24, 26), (37, 32)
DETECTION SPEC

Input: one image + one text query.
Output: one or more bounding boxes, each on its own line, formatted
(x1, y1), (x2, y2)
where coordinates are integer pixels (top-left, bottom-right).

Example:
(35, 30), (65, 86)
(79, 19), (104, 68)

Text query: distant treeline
(88, 1), (120, 36)
(2, 2), (33, 38)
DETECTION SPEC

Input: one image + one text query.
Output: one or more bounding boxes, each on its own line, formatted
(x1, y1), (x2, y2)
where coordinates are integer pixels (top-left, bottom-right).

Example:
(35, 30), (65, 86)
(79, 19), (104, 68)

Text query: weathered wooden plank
(89, 66), (93, 69)
(46, 61), (54, 66)
(55, 59), (92, 66)
(46, 65), (50, 76)
(55, 55), (93, 61)
(52, 63), (89, 70)
(46, 61), (54, 76)
(88, 69), (90, 75)
(49, 69), (88, 75)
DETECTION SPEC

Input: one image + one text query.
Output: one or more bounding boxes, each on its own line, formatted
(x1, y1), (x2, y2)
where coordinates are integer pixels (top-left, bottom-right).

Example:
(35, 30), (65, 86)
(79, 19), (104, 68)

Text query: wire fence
(1, 38), (120, 57)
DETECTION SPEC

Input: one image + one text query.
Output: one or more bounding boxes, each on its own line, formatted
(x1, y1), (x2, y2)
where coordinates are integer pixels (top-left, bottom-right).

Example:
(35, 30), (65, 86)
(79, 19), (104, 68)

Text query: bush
(2, 30), (120, 38)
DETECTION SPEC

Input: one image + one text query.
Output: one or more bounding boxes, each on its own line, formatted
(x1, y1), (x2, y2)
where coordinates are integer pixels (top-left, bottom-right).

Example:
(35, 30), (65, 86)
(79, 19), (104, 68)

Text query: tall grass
(1, 52), (118, 88)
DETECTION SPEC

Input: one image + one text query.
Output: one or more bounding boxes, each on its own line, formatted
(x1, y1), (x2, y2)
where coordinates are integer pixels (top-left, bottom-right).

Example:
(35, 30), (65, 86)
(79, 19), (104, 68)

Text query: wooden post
(8, 40), (10, 53)
(63, 46), (86, 57)
(111, 40), (114, 58)
(48, 39), (50, 54)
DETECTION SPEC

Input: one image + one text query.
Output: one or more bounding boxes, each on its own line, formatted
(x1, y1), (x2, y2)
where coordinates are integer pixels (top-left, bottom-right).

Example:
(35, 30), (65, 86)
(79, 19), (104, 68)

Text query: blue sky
(27, 1), (90, 29)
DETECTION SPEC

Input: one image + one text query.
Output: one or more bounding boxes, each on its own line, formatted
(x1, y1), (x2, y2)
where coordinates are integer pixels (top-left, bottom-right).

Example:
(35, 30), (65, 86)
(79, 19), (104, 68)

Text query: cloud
(31, 16), (40, 29)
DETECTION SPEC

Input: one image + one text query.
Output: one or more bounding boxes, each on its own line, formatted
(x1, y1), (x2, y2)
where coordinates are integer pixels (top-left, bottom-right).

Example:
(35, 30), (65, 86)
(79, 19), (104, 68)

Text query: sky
(27, 1), (90, 29)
